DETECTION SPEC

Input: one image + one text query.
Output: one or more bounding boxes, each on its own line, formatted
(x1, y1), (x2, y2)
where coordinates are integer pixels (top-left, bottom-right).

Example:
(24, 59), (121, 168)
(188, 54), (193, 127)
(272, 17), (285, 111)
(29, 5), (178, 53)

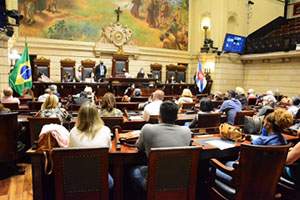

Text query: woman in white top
(68, 101), (113, 188)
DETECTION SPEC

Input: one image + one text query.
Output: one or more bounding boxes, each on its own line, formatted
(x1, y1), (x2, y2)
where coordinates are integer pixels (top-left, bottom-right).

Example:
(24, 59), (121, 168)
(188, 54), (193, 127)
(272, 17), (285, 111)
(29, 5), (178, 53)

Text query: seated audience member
(218, 90), (242, 125)
(38, 72), (52, 83)
(1, 87), (20, 105)
(68, 101), (113, 189)
(39, 95), (71, 124)
(131, 101), (191, 190)
(266, 90), (277, 103)
(247, 88), (256, 102)
(256, 95), (276, 117)
(288, 96), (300, 117)
(235, 87), (247, 106)
(73, 91), (90, 105)
(138, 93), (153, 110)
(215, 109), (293, 186)
(98, 92), (123, 117)
(143, 90), (164, 121)
(177, 88), (193, 112)
(63, 71), (73, 82)
(189, 98), (215, 128)
(214, 91), (225, 101)
(49, 84), (61, 98)
(133, 88), (142, 97)
(38, 88), (52, 102)
(19, 87), (34, 100)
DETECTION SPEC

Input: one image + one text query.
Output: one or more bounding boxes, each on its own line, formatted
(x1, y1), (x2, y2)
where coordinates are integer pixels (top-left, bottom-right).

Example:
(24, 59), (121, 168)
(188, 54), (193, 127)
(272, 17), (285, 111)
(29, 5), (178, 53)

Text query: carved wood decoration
(60, 58), (76, 82)
(81, 59), (96, 81)
(166, 64), (187, 83)
(150, 63), (162, 81)
(112, 54), (129, 77)
(33, 57), (50, 81)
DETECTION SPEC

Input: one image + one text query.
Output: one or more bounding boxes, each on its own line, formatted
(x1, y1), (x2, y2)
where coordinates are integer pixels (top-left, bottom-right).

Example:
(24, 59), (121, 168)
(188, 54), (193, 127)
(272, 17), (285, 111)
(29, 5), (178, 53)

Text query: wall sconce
(204, 61), (215, 74)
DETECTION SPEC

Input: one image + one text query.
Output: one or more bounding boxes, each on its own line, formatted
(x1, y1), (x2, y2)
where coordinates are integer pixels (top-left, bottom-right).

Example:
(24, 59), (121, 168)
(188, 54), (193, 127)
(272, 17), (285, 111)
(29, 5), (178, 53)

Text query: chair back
(0, 112), (19, 162)
(70, 104), (82, 111)
(212, 100), (224, 109)
(182, 102), (196, 110)
(53, 147), (109, 200)
(101, 116), (124, 132)
(234, 110), (255, 126)
(2, 102), (19, 111)
(235, 143), (291, 200)
(147, 146), (201, 200)
(164, 96), (173, 101)
(115, 102), (139, 110)
(28, 117), (61, 146)
(19, 97), (33, 105)
(247, 97), (257, 105)
(198, 113), (222, 128)
(149, 115), (159, 124)
(28, 101), (43, 111)
(130, 96), (149, 102)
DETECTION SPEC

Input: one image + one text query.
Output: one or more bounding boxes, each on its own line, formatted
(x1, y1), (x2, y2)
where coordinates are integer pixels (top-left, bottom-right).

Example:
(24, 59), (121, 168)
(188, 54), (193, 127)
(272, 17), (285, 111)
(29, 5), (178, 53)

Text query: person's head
(160, 34), (164, 42)
(200, 98), (214, 112)
(49, 85), (58, 94)
(139, 68), (144, 73)
(133, 88), (142, 97)
(153, 90), (164, 101)
(38, 72), (44, 78)
(65, 71), (71, 77)
(181, 88), (193, 98)
(22, 87), (33, 96)
(76, 101), (104, 139)
(235, 87), (245, 95)
(214, 91), (224, 100)
(248, 88), (255, 96)
(264, 108), (293, 134)
(159, 101), (178, 124)
(263, 95), (276, 106)
(44, 88), (51, 94)
(84, 87), (93, 95)
(101, 92), (116, 112)
(3, 87), (13, 97)
(292, 96), (300, 106)
(225, 90), (235, 99)
(100, 60), (104, 65)
(266, 90), (274, 96)
(42, 95), (58, 110)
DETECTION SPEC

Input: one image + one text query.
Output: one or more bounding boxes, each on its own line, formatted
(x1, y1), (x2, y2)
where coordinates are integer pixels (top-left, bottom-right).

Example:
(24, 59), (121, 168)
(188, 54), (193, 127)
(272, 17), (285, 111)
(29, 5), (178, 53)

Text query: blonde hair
(3, 87), (13, 97)
(41, 95), (58, 110)
(265, 108), (293, 133)
(101, 92), (116, 112)
(76, 101), (104, 139)
(235, 87), (245, 95)
(181, 88), (193, 97)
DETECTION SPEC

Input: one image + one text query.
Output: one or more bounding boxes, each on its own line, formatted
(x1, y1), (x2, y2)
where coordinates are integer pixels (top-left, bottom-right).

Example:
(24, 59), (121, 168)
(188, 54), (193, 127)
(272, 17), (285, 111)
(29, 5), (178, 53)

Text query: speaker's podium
(112, 54), (129, 77)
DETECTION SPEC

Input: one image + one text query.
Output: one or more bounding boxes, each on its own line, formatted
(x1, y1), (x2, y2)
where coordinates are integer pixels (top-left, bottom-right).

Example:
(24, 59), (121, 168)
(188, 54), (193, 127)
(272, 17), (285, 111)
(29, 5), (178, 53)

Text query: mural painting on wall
(18, 0), (189, 51)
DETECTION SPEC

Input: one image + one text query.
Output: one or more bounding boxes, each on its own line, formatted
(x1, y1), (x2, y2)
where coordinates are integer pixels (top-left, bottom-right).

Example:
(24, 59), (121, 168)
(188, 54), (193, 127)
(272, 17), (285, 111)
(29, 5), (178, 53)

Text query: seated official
(39, 95), (72, 124)
(189, 98), (215, 128)
(256, 95), (276, 117)
(1, 87), (20, 105)
(37, 72), (52, 83)
(68, 101), (113, 189)
(19, 87), (34, 100)
(215, 109), (293, 187)
(218, 90), (242, 125)
(98, 92), (123, 117)
(130, 101), (192, 190)
(137, 68), (145, 78)
(63, 71), (73, 82)
(143, 90), (164, 121)
(168, 75), (176, 84)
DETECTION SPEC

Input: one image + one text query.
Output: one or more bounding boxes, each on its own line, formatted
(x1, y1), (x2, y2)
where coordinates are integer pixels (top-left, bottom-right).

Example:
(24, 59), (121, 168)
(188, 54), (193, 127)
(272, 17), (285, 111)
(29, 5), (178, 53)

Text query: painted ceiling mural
(18, 0), (189, 51)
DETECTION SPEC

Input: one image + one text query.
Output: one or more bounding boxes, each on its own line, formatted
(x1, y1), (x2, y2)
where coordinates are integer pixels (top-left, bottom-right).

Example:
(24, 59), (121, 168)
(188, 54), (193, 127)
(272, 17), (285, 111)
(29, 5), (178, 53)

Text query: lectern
(112, 54), (129, 77)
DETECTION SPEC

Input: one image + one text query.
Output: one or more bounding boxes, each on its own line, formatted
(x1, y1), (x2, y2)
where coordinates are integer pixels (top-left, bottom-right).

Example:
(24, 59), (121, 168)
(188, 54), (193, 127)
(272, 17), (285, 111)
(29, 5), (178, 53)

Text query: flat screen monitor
(0, 1), (6, 28)
(222, 33), (246, 54)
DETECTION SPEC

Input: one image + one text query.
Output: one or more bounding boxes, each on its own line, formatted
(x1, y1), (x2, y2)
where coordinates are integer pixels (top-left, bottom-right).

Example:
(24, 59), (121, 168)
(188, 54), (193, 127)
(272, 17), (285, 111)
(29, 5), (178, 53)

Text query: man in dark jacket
(95, 60), (107, 82)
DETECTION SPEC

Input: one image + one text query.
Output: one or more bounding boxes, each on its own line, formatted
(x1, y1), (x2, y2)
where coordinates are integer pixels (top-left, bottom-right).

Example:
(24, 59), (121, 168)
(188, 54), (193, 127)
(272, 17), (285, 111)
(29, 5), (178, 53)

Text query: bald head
(3, 87), (13, 97)
(153, 90), (164, 101)
(45, 88), (51, 94)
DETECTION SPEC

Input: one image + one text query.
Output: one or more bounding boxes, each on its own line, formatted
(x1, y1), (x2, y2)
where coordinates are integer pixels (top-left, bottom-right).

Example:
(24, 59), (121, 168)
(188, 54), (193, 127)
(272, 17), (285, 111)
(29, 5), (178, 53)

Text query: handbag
(37, 132), (59, 175)
(244, 115), (264, 135)
(219, 123), (243, 142)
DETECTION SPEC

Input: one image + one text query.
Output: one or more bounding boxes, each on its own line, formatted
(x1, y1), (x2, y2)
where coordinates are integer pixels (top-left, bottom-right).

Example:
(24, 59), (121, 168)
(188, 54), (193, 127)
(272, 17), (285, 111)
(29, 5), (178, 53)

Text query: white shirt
(68, 125), (112, 150)
(38, 93), (50, 102)
(143, 100), (163, 121)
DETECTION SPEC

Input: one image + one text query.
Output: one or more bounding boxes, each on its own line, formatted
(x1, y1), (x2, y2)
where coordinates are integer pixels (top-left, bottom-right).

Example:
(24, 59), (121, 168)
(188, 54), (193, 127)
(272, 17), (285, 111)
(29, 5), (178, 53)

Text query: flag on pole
(9, 44), (32, 95)
(195, 58), (207, 93)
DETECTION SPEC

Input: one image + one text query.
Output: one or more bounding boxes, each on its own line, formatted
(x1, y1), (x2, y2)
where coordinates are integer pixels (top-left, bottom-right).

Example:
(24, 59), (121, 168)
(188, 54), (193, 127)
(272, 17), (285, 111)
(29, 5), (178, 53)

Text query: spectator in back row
(219, 90), (242, 125)
(143, 90), (164, 121)
(287, 96), (300, 117)
(19, 87), (34, 100)
(256, 95), (276, 117)
(38, 88), (52, 102)
(247, 88), (256, 102)
(68, 101), (113, 189)
(177, 88), (193, 112)
(98, 92), (123, 117)
(235, 87), (247, 106)
(1, 87), (20, 105)
(73, 91), (90, 105)
(189, 98), (215, 128)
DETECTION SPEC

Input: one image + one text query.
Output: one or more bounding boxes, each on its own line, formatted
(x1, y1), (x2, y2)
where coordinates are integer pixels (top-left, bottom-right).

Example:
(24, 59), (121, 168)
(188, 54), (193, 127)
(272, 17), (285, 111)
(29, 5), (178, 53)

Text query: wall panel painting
(18, 0), (189, 50)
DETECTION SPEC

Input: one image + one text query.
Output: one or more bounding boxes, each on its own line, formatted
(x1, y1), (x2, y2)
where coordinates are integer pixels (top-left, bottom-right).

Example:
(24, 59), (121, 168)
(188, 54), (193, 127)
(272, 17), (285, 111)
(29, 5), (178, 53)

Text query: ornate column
(0, 32), (10, 94)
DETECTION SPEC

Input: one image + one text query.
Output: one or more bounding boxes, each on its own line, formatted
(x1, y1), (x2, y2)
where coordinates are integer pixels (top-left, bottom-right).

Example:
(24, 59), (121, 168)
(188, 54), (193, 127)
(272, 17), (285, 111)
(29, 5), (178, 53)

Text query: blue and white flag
(195, 59), (207, 93)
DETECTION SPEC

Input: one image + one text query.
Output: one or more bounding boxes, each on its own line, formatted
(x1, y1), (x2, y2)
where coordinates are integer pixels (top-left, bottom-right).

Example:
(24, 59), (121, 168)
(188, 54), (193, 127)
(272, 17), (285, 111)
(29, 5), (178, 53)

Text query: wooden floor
(0, 164), (33, 200)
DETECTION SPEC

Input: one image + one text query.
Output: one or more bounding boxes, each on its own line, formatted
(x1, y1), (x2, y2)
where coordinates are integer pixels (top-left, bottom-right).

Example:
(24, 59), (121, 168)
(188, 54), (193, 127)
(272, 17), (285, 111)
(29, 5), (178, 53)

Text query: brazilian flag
(9, 44), (32, 95)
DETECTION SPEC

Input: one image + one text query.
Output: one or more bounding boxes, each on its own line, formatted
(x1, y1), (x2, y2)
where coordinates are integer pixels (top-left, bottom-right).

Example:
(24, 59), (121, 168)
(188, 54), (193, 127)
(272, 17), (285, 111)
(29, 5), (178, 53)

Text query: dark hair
(227, 90), (236, 98)
(293, 96), (300, 106)
(160, 101), (178, 124)
(80, 91), (88, 98)
(200, 98), (214, 112)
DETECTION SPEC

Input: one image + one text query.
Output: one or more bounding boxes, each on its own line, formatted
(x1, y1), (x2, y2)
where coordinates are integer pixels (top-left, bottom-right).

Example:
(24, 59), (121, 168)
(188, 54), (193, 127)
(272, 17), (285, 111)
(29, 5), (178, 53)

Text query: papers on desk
(205, 140), (235, 150)
(129, 116), (143, 120)
(250, 135), (260, 141)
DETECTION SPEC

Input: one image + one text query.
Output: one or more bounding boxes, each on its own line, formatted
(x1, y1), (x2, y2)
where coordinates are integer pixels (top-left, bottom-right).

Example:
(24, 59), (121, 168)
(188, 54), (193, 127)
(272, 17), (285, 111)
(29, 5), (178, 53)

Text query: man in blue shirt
(219, 90), (242, 125)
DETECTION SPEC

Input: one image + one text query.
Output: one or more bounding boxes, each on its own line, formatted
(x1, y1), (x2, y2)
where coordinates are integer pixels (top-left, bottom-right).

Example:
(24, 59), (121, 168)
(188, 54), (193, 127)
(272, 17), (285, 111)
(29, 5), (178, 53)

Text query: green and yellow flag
(9, 44), (32, 95)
